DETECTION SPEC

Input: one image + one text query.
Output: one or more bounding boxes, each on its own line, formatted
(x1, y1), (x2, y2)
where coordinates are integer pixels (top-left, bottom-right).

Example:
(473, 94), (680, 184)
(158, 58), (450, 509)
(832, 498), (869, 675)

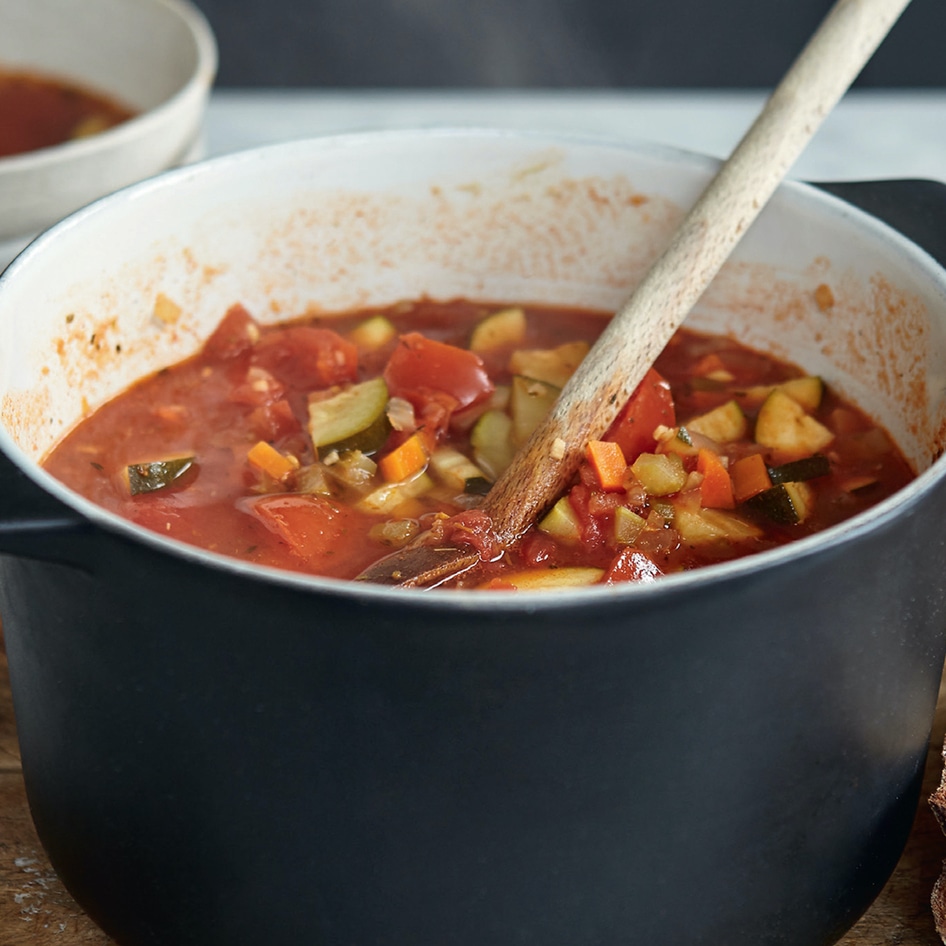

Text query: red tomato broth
(41, 299), (915, 588)
(0, 66), (135, 159)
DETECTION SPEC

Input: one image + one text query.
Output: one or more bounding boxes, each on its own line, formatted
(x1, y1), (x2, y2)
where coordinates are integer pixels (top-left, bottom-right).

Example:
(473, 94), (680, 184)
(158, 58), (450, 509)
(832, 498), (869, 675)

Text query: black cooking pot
(1, 131), (946, 946)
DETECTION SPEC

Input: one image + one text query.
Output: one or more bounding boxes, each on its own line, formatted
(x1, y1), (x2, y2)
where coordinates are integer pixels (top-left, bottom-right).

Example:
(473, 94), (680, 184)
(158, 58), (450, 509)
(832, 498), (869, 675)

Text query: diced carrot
(585, 439), (628, 491)
(697, 448), (735, 509)
(379, 432), (428, 483)
(730, 453), (772, 503)
(247, 440), (299, 481)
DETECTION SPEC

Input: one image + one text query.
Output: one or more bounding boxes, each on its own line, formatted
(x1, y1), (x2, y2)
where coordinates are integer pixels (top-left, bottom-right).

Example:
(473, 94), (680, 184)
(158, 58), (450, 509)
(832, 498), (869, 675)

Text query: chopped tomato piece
(604, 548), (663, 583)
(247, 398), (300, 442)
(605, 368), (675, 461)
(203, 303), (260, 361)
(253, 326), (358, 390)
(384, 333), (493, 417)
(230, 367), (286, 407)
(245, 494), (362, 567)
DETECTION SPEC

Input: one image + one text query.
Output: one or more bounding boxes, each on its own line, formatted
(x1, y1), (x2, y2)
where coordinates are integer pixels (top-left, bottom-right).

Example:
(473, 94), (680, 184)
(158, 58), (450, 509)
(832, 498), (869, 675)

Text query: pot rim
(3, 126), (946, 610)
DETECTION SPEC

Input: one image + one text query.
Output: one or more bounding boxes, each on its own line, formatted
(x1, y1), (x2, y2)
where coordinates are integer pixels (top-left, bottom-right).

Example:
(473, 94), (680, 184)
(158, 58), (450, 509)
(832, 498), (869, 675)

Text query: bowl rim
(0, 0), (218, 176)
(2, 126), (946, 610)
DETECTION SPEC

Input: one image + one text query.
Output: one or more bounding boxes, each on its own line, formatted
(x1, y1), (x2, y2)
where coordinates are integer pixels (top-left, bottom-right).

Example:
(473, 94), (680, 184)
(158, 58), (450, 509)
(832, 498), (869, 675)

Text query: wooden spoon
(358, 0), (912, 588)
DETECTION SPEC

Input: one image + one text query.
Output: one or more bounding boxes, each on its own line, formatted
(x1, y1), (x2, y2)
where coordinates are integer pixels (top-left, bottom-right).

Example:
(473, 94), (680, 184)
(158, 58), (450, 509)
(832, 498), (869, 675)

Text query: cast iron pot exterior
(0, 132), (945, 946)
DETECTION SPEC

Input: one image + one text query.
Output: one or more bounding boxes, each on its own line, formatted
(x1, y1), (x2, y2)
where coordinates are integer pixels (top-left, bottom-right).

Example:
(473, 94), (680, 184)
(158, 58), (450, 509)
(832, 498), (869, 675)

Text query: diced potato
(508, 341), (590, 388)
(485, 567), (605, 591)
(469, 307), (527, 352)
(630, 452), (687, 496)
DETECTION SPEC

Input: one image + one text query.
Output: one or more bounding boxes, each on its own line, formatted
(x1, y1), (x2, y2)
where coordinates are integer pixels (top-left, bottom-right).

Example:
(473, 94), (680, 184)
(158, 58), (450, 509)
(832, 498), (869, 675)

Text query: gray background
(190, 0), (945, 89)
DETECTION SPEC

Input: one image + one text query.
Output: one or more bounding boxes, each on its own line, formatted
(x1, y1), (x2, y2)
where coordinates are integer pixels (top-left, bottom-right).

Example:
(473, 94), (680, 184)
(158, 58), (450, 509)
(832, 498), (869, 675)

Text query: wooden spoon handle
(357, 0), (911, 587)
(482, 0), (912, 545)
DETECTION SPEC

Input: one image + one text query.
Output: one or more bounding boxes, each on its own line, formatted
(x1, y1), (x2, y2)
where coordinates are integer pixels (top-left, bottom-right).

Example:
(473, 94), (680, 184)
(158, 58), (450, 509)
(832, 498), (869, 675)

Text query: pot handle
(814, 179), (946, 269)
(0, 446), (94, 564)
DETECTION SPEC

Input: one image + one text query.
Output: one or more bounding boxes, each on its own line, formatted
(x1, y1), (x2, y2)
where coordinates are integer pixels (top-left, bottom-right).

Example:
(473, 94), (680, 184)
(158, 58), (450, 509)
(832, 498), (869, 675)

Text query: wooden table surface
(2, 632), (946, 945)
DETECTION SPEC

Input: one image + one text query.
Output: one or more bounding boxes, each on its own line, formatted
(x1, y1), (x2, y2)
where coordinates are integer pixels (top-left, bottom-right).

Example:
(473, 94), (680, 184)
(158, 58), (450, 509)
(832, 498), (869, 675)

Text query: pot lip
(3, 125), (946, 611)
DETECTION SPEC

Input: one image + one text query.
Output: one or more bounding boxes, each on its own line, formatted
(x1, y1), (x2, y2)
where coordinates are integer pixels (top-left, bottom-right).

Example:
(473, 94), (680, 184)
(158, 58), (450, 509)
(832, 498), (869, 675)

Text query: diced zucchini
(630, 452), (687, 496)
(486, 567), (605, 591)
(510, 375), (560, 445)
(740, 376), (824, 411)
(470, 408), (516, 479)
(614, 506), (647, 545)
(768, 453), (831, 484)
(429, 447), (491, 492)
(672, 502), (762, 545)
(685, 400), (747, 443)
(308, 377), (391, 455)
(469, 307), (527, 352)
(126, 456), (195, 495)
(746, 481), (815, 525)
(754, 389), (834, 459)
(349, 315), (397, 351)
(508, 341), (590, 388)
(538, 496), (582, 544)
(356, 472), (434, 515)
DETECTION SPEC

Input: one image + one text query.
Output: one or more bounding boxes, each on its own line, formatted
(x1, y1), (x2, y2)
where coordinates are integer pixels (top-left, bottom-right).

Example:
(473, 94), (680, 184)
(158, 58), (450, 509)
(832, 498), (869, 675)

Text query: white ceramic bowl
(0, 0), (217, 267)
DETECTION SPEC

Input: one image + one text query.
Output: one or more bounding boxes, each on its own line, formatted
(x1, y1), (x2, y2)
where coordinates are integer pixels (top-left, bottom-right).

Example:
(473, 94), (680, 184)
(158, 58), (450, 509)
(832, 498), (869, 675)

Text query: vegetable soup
(42, 299), (914, 589)
(0, 66), (135, 158)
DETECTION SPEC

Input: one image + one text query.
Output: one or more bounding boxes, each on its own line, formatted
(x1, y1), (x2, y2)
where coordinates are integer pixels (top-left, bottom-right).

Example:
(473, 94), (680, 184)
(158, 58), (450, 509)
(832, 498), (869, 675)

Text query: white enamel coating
(0, 0), (217, 246)
(1, 129), (945, 597)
